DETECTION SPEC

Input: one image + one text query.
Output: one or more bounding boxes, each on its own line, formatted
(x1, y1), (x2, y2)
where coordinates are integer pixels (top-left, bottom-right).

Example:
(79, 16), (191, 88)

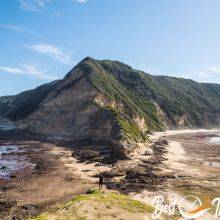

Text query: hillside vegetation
(87, 58), (220, 128)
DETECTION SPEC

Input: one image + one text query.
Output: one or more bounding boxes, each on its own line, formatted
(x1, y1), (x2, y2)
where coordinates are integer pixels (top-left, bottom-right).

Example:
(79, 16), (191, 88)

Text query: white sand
(165, 141), (187, 169)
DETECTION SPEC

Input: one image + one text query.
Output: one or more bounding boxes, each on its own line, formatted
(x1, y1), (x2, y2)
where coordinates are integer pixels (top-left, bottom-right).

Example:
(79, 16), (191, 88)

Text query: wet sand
(0, 140), (95, 219)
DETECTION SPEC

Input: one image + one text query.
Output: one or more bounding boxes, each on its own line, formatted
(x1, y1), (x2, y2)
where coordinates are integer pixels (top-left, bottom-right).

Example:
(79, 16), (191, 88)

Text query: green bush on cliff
(83, 59), (163, 142)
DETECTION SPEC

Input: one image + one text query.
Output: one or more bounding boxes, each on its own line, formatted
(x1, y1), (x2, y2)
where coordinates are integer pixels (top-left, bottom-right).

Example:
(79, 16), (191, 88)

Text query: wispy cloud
(132, 63), (220, 84)
(25, 43), (74, 64)
(0, 23), (38, 37)
(18, 0), (50, 12)
(182, 67), (220, 84)
(53, 10), (62, 17)
(0, 64), (58, 80)
(0, 67), (23, 74)
(18, 0), (87, 13)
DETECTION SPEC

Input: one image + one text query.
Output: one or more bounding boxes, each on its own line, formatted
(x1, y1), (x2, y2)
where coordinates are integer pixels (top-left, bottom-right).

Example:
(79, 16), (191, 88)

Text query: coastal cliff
(0, 57), (220, 157)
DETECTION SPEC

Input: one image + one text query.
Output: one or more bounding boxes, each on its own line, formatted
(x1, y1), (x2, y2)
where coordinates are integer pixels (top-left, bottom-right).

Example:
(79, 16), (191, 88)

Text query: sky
(0, 0), (220, 96)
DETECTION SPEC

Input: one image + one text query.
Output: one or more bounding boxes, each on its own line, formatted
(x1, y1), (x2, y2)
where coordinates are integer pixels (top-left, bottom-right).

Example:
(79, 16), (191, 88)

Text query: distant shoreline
(132, 129), (220, 220)
(150, 128), (220, 140)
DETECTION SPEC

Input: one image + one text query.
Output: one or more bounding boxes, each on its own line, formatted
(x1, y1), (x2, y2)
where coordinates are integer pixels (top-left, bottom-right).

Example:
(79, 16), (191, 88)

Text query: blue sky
(0, 0), (220, 96)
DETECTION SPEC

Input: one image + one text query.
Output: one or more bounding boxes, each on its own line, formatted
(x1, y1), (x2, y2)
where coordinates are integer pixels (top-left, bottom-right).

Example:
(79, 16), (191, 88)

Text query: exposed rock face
(23, 64), (120, 146)
(0, 57), (220, 157)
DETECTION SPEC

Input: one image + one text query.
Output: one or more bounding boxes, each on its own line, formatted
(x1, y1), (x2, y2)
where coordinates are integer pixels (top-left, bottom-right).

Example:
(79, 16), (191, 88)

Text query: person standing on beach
(99, 173), (104, 189)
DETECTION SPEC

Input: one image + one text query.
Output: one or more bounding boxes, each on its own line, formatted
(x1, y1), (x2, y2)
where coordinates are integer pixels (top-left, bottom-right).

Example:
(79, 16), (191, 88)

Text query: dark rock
(102, 156), (118, 164)
(155, 139), (168, 145)
(20, 204), (38, 215)
(144, 149), (153, 155)
(0, 200), (17, 214)
(10, 174), (16, 178)
(64, 175), (73, 182)
(101, 170), (125, 178)
(82, 169), (92, 172)
(75, 149), (100, 161)
(71, 152), (76, 157)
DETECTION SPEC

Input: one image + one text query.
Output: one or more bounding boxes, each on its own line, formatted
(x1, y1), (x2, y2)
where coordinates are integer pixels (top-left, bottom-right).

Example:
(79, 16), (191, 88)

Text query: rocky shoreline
(102, 139), (170, 193)
(0, 129), (219, 219)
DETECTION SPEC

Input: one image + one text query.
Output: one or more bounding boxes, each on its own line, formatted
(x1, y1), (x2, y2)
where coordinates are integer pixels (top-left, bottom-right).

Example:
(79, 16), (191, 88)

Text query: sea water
(0, 145), (19, 158)
(0, 145), (31, 179)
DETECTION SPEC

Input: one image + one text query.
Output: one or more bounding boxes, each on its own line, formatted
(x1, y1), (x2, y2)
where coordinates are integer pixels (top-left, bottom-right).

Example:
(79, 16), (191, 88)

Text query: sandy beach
(0, 129), (219, 219)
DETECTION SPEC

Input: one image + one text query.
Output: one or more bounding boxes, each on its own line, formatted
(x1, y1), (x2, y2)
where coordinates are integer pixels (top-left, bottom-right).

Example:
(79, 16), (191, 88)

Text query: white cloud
(0, 67), (23, 74)
(0, 23), (38, 37)
(209, 67), (220, 73)
(18, 0), (50, 12)
(25, 43), (74, 64)
(74, 0), (88, 3)
(0, 64), (58, 80)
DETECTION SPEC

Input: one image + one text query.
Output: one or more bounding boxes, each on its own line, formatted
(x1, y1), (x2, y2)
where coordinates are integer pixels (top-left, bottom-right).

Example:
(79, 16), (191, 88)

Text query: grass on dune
(32, 189), (153, 220)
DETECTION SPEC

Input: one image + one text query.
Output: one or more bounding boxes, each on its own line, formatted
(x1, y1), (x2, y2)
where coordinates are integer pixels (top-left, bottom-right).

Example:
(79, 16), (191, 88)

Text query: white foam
(209, 137), (220, 144)
(0, 145), (32, 179)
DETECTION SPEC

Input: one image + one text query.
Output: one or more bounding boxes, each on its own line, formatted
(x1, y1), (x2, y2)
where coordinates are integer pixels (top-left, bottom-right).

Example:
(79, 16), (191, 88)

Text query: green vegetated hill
(88, 58), (220, 128)
(0, 95), (16, 116)
(0, 57), (220, 155)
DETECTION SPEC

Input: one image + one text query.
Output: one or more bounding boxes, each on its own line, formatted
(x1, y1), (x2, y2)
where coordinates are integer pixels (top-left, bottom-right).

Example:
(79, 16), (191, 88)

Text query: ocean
(0, 145), (32, 179)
